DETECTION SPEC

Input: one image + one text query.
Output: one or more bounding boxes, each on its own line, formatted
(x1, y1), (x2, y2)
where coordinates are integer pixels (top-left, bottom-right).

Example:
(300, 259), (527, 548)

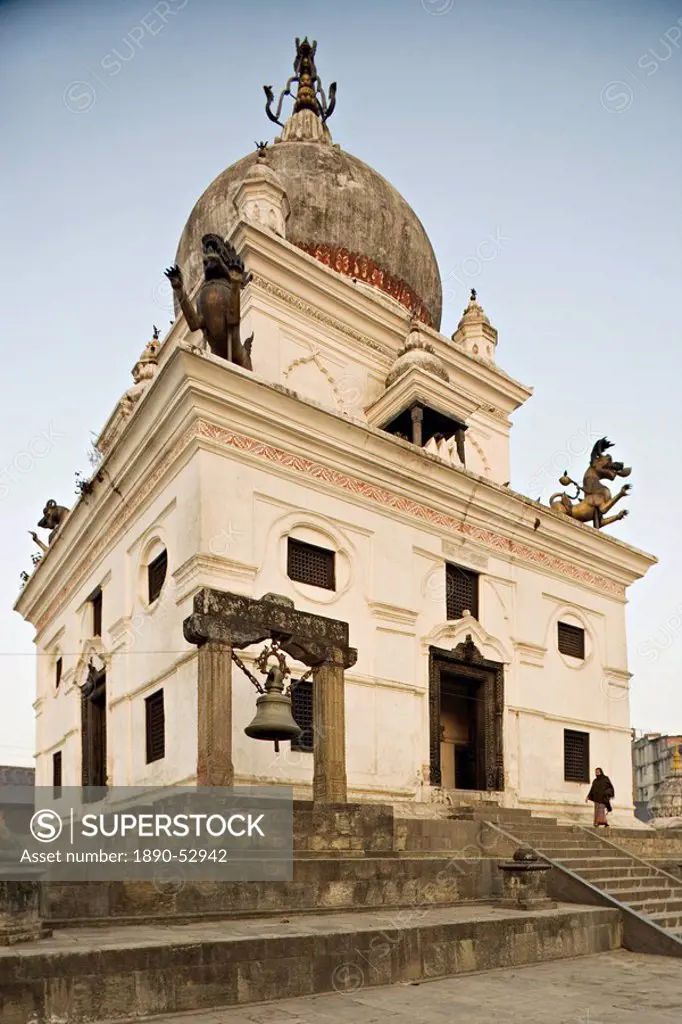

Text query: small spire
(470, 288), (477, 302)
(152, 324), (160, 340)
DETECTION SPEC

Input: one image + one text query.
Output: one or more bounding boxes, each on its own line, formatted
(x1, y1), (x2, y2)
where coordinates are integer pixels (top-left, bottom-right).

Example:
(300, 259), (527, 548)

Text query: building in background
(0, 766), (34, 787)
(632, 731), (682, 821)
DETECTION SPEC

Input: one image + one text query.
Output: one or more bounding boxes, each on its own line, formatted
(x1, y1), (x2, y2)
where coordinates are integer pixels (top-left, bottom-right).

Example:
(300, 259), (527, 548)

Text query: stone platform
(95, 950), (682, 1023)
(0, 903), (621, 1023)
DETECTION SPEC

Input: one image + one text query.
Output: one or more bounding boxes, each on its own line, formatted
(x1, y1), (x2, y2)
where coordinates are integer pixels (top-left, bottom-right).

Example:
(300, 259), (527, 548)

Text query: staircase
(491, 814), (682, 954)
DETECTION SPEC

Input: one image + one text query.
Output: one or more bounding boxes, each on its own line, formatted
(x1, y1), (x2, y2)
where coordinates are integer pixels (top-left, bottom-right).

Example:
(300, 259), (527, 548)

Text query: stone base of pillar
(498, 850), (556, 911)
(0, 879), (51, 945)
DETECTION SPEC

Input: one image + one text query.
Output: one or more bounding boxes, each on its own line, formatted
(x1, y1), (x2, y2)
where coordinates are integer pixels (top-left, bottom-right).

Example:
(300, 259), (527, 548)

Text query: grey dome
(175, 137), (442, 329)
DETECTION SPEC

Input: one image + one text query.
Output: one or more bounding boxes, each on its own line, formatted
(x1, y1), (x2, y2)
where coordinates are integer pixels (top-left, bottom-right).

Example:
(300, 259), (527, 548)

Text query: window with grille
(147, 549), (168, 604)
(287, 539), (335, 591)
(52, 751), (62, 797)
(55, 656), (62, 688)
(558, 621), (585, 659)
(145, 689), (165, 764)
(564, 729), (590, 783)
(291, 679), (314, 752)
(445, 563), (479, 620)
(91, 590), (102, 637)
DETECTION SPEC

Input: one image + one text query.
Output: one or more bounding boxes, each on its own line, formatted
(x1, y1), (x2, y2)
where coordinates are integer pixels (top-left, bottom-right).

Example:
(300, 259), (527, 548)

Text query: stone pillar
(410, 405), (424, 447)
(312, 648), (347, 804)
(197, 641), (234, 786)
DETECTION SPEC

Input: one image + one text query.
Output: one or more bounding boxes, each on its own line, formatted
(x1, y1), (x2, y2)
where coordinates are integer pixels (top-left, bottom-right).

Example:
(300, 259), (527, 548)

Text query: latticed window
(291, 679), (314, 752)
(445, 563), (479, 620)
(287, 539), (335, 591)
(52, 751), (62, 797)
(564, 729), (590, 783)
(145, 689), (165, 764)
(148, 549), (168, 603)
(558, 621), (585, 659)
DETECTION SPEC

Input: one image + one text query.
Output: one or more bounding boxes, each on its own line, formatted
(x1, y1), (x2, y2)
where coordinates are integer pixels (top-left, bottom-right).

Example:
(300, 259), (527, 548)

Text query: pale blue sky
(1, 0), (681, 764)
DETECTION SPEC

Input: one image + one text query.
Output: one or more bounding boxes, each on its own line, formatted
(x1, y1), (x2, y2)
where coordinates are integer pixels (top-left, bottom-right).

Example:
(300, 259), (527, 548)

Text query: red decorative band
(294, 242), (433, 327)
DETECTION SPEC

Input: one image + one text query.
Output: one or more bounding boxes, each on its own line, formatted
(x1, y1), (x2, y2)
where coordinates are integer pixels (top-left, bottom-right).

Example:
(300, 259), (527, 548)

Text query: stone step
(612, 886), (675, 904)
(43, 856), (488, 928)
(602, 874), (670, 890)
(539, 846), (628, 859)
(626, 896), (682, 916)
(577, 866), (658, 882)
(0, 903), (622, 1024)
(549, 856), (632, 872)
(649, 912), (682, 930)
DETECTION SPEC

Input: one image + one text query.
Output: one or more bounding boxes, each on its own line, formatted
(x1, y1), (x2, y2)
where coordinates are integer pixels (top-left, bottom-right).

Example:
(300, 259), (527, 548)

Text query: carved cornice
(250, 274), (392, 358)
(31, 417), (627, 634)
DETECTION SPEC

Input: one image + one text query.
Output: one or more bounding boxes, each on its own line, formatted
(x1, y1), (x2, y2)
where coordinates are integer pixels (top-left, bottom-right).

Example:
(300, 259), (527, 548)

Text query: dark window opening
(82, 671), (107, 796)
(55, 656), (62, 688)
(287, 539), (335, 591)
(91, 589), (102, 637)
(52, 751), (62, 797)
(147, 549), (168, 604)
(445, 563), (479, 620)
(145, 689), (165, 764)
(564, 729), (590, 783)
(291, 679), (314, 752)
(558, 621), (585, 659)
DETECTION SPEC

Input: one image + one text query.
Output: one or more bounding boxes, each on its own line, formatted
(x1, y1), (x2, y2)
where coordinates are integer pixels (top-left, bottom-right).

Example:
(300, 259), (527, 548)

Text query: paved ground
(99, 951), (682, 1023)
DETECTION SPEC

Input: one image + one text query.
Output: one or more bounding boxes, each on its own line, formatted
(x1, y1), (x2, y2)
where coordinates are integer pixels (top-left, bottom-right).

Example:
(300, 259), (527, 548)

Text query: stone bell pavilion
(15, 38), (656, 826)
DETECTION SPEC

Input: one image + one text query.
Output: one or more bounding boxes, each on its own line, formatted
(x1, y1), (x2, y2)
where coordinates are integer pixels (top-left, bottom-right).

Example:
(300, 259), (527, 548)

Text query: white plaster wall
(33, 436), (637, 817)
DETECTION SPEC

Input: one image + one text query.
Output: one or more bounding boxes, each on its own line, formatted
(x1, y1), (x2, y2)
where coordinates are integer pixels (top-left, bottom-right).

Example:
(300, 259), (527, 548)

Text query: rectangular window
(55, 656), (62, 688)
(287, 539), (335, 591)
(147, 549), (168, 603)
(291, 679), (314, 752)
(445, 563), (479, 620)
(558, 621), (585, 659)
(52, 751), (62, 797)
(145, 689), (165, 764)
(91, 589), (102, 637)
(564, 729), (590, 783)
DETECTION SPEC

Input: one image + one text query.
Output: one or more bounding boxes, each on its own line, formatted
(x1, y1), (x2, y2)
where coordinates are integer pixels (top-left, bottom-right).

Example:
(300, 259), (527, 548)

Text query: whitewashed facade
(15, 113), (655, 825)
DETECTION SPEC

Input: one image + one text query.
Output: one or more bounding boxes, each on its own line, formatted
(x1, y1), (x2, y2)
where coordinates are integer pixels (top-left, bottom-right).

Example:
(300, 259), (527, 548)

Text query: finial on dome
(152, 324), (160, 340)
(255, 141), (269, 160)
(264, 38), (336, 132)
(470, 288), (477, 301)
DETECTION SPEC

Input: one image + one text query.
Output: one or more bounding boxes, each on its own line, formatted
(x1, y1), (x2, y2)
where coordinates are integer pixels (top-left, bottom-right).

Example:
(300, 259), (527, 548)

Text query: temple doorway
(429, 637), (504, 792)
(439, 677), (481, 790)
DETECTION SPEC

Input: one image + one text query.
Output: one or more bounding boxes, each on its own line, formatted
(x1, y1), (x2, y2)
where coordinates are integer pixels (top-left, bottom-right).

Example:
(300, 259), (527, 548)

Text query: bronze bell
(245, 665), (302, 743)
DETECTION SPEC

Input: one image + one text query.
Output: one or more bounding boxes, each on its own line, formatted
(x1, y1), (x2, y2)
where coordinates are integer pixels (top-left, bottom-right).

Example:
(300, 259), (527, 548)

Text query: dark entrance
(81, 669), (107, 795)
(429, 636), (504, 791)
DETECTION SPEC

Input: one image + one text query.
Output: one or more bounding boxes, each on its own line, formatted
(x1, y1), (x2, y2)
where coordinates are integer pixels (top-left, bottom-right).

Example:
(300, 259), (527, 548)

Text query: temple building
(15, 40), (656, 823)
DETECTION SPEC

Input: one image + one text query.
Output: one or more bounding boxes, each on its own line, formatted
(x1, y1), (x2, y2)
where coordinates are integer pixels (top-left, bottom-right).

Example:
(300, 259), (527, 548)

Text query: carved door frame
(428, 636), (504, 791)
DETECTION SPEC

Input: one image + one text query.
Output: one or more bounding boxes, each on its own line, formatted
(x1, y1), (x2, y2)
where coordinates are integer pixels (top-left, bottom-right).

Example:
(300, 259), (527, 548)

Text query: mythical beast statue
(550, 437), (631, 529)
(165, 234), (253, 369)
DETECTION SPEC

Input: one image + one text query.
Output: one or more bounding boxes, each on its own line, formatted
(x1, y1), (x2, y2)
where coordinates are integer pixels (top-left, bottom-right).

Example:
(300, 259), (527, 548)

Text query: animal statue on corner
(164, 234), (253, 370)
(550, 437), (631, 529)
(37, 499), (70, 544)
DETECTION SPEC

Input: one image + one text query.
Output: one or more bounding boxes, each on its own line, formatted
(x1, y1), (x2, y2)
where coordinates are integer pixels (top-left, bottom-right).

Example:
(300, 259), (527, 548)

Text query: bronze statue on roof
(165, 235), (253, 370)
(550, 437), (631, 528)
(264, 37), (336, 127)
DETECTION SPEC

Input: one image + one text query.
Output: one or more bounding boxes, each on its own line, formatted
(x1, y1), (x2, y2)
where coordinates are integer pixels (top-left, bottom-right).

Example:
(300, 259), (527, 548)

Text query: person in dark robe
(585, 767), (614, 827)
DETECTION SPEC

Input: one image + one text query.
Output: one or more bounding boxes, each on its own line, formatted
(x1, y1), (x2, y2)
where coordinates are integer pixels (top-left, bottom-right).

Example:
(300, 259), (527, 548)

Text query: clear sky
(1, 0), (681, 765)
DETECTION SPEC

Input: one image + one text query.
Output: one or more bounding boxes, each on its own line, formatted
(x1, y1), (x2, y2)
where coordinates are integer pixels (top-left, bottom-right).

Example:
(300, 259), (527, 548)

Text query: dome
(175, 71), (442, 329)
